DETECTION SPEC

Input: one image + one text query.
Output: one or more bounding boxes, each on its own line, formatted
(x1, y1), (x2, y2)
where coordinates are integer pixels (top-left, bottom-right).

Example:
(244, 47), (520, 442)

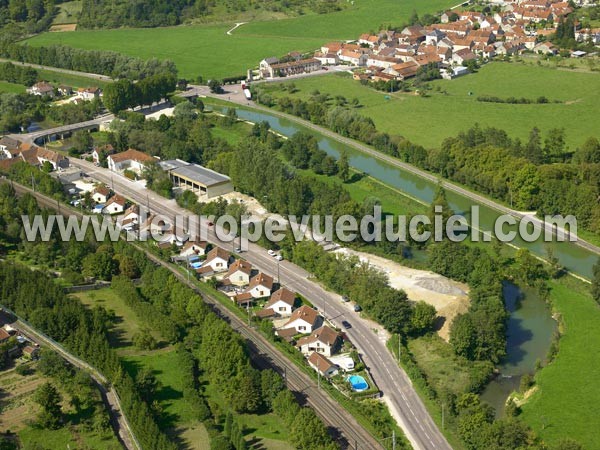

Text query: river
(480, 282), (557, 415)
(208, 105), (598, 281)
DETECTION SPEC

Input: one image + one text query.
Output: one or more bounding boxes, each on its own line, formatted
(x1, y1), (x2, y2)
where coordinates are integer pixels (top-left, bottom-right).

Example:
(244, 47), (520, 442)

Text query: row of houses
(180, 242), (350, 377)
(0, 136), (69, 171)
(27, 82), (102, 101)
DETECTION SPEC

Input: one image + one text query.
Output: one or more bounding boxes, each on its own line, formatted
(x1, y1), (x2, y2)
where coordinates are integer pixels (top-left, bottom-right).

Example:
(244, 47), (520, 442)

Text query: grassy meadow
(25, 0), (456, 79)
(520, 279), (600, 450)
(258, 62), (600, 150)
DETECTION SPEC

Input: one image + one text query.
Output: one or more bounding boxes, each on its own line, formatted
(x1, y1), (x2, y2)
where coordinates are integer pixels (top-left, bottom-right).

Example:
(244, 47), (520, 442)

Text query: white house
(92, 185), (111, 204)
(223, 259), (253, 287)
(77, 87), (101, 101)
(35, 147), (69, 170)
(202, 247), (231, 273)
(338, 50), (368, 66)
(262, 288), (297, 317)
(180, 240), (208, 258)
(308, 352), (338, 377)
(27, 82), (55, 98)
(92, 144), (115, 165)
(282, 305), (322, 334)
(103, 194), (126, 214)
(297, 326), (342, 357)
(0, 136), (21, 160)
(108, 148), (156, 174)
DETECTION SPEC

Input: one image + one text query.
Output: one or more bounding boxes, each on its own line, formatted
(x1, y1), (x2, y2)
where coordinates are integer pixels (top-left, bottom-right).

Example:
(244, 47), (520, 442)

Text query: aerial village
(257, 0), (599, 82)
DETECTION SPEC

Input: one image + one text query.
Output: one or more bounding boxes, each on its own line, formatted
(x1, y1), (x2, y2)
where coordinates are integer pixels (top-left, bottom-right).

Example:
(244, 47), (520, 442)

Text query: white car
(275, 255), (283, 261)
(268, 249), (276, 256)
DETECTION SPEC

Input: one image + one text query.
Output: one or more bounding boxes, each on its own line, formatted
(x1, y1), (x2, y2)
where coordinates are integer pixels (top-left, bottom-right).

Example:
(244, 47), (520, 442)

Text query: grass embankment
(51, 1), (82, 25)
(25, 0), (456, 79)
(258, 62), (600, 150)
(519, 278), (600, 450)
(36, 68), (109, 88)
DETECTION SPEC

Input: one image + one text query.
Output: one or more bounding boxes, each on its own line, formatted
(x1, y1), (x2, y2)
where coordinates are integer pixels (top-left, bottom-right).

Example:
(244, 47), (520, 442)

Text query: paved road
(69, 158), (452, 450)
(187, 85), (600, 261)
(6, 178), (381, 450)
(0, 58), (114, 82)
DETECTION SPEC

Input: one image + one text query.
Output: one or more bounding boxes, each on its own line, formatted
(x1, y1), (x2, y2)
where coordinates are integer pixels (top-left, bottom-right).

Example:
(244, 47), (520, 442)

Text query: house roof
(23, 345), (37, 355)
(265, 288), (296, 308)
(308, 352), (336, 373)
(284, 305), (320, 328)
(0, 136), (20, 151)
(196, 265), (215, 275)
(105, 194), (126, 208)
(32, 82), (54, 93)
(235, 292), (254, 304)
(36, 147), (66, 164)
(226, 259), (253, 277)
(169, 163), (231, 188)
(93, 185), (110, 197)
(275, 327), (297, 342)
(256, 308), (276, 318)
(0, 329), (11, 341)
(0, 158), (21, 172)
(109, 148), (155, 164)
(20, 148), (40, 165)
(205, 246), (231, 263)
(270, 58), (321, 71)
(181, 240), (207, 253)
(249, 272), (274, 290)
(297, 325), (340, 348)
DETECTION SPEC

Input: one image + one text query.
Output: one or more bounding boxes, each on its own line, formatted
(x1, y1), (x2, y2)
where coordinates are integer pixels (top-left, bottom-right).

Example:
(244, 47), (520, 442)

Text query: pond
(480, 282), (557, 416)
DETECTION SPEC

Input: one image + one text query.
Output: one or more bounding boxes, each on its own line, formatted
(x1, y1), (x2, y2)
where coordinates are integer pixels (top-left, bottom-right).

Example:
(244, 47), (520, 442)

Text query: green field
(51, 1), (82, 25)
(25, 0), (455, 79)
(0, 80), (26, 94)
(36, 68), (108, 88)
(259, 62), (600, 149)
(520, 280), (600, 449)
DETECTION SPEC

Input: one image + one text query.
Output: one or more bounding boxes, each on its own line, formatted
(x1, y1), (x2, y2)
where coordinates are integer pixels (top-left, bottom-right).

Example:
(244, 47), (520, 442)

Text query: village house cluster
(0, 136), (69, 171)
(259, 0), (598, 82)
(27, 82), (102, 103)
(173, 241), (364, 380)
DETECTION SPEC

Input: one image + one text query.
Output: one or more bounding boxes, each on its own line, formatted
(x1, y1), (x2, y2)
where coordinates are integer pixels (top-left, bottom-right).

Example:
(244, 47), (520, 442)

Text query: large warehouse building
(159, 159), (233, 199)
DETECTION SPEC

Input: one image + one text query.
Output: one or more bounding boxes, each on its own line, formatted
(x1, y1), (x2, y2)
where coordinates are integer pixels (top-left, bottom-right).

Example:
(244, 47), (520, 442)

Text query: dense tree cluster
(103, 73), (177, 113)
(0, 0), (55, 34)
(0, 92), (46, 132)
(0, 43), (177, 80)
(0, 61), (38, 86)
(77, 0), (343, 28)
(429, 241), (507, 364)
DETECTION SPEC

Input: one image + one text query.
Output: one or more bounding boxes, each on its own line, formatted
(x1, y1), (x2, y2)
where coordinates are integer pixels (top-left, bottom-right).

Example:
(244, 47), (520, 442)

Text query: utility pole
(398, 334), (402, 361)
(442, 403), (445, 430)
(392, 430), (396, 450)
(277, 259), (280, 285)
(317, 358), (320, 390)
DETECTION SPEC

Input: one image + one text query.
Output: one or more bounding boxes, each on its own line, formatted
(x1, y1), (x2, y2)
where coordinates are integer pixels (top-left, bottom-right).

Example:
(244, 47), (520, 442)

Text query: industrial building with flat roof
(159, 159), (233, 198)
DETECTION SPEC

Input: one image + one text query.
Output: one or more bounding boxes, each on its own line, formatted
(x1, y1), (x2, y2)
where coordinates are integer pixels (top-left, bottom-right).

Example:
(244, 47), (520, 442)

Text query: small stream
(480, 282), (557, 416)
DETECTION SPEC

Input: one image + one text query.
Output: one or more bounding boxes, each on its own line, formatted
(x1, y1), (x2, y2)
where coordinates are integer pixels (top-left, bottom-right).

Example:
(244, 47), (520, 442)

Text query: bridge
(8, 114), (115, 145)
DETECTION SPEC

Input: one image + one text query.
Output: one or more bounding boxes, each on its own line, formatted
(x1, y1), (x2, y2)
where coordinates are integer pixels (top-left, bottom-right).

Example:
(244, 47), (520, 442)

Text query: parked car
(353, 304), (362, 312)
(235, 247), (243, 253)
(268, 249), (276, 256)
(341, 320), (352, 329)
(275, 255), (283, 261)
(342, 296), (349, 302)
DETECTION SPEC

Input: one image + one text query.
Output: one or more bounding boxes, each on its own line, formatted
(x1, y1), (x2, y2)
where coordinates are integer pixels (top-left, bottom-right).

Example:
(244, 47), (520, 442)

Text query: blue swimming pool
(347, 375), (369, 392)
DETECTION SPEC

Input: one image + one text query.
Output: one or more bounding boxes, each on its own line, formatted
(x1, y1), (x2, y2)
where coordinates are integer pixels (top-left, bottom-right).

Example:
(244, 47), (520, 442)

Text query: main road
(7, 179), (381, 450)
(68, 158), (452, 450)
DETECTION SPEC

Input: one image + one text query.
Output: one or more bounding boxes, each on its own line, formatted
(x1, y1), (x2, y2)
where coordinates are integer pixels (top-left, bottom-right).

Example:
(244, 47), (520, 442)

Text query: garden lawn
(259, 62), (600, 149)
(520, 279), (600, 450)
(0, 80), (26, 93)
(25, 0), (456, 80)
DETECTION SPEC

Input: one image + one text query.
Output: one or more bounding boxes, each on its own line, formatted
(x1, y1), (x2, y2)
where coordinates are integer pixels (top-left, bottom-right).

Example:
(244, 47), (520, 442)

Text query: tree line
(0, 43), (177, 80)
(102, 73), (177, 113)
(0, 61), (38, 86)
(77, 0), (343, 29)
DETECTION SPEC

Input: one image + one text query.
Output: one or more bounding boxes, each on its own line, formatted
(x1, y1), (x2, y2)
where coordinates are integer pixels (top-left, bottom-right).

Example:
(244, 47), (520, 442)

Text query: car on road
(235, 247), (243, 253)
(267, 249), (276, 256)
(275, 255), (283, 261)
(207, 221), (214, 227)
(353, 304), (362, 312)
(342, 296), (349, 302)
(341, 320), (352, 329)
